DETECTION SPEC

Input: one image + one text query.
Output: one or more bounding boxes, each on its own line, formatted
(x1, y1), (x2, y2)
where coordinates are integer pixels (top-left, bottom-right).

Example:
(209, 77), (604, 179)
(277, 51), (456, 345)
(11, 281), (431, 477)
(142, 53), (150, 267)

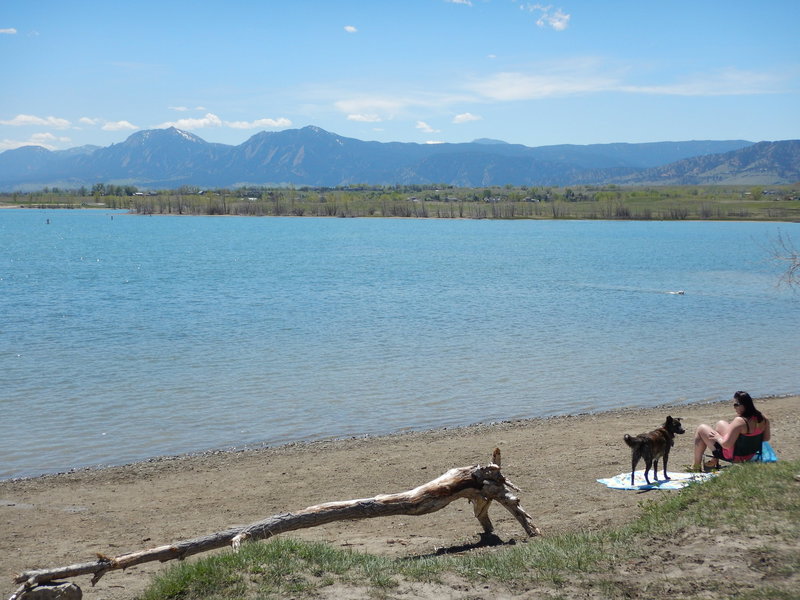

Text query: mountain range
(1, 126), (798, 191)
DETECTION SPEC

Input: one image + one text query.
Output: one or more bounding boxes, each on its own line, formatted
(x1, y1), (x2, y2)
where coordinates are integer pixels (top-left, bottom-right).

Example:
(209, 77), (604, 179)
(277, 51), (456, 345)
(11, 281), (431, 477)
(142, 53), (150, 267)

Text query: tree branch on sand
(9, 448), (538, 600)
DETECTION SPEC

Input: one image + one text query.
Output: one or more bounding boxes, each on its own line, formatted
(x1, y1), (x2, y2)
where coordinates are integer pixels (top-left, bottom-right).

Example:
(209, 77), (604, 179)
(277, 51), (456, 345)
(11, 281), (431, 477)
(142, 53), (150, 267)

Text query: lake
(1, 209), (798, 479)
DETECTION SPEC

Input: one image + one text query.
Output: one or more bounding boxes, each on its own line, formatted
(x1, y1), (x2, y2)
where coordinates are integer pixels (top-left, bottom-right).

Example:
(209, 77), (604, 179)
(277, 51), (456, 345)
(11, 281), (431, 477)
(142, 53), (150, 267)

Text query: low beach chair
(706, 432), (766, 468)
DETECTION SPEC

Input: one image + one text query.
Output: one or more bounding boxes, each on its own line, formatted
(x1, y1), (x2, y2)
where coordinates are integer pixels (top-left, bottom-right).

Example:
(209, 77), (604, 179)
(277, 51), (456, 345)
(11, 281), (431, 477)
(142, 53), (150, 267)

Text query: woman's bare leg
(714, 420), (732, 437)
(693, 424), (718, 467)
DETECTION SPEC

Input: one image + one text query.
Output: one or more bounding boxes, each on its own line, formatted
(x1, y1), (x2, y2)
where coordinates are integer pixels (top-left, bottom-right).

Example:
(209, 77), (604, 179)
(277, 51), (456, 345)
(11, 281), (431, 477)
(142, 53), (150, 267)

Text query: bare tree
(771, 230), (800, 290)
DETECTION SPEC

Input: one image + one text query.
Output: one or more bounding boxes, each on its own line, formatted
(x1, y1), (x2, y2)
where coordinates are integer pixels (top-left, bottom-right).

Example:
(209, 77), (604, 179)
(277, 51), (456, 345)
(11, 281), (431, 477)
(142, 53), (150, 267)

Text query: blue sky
(2, 0), (799, 152)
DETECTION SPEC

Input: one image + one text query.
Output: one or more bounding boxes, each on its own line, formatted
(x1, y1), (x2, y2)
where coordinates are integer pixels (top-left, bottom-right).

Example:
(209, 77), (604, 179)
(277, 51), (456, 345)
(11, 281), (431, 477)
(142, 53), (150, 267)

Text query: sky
(1, 0), (799, 152)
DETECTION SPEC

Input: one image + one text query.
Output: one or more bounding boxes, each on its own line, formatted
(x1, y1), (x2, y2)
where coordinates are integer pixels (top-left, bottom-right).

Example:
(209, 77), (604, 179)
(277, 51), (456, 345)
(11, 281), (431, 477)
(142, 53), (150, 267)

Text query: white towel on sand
(597, 470), (716, 490)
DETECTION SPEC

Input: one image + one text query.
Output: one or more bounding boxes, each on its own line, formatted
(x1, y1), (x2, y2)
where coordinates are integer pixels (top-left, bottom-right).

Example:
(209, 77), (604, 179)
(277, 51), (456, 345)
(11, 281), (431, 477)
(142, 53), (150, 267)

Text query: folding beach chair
(707, 432), (773, 467)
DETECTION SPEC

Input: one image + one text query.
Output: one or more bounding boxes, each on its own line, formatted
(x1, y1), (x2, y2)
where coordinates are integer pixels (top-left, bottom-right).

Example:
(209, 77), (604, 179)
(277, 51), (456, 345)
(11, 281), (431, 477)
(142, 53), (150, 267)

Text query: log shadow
(406, 532), (516, 560)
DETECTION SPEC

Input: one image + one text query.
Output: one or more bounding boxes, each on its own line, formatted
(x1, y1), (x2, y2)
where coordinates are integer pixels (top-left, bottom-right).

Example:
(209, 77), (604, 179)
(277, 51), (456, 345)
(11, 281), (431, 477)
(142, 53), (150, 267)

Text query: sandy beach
(2, 395), (797, 599)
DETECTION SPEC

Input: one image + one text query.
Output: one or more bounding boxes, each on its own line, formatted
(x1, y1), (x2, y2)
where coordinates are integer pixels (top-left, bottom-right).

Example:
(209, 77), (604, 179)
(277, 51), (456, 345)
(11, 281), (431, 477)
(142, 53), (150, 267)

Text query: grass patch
(138, 459), (800, 599)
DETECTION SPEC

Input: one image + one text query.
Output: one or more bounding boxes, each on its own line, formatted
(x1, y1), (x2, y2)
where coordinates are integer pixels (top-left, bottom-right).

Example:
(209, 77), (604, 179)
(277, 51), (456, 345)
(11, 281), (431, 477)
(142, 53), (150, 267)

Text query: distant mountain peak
(171, 127), (205, 143)
(125, 127), (205, 146)
(472, 138), (509, 145)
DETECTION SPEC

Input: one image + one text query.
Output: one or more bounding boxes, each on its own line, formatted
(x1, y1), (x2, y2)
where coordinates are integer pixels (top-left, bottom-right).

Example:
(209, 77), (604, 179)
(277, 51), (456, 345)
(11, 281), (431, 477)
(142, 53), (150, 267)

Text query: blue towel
(758, 441), (778, 462)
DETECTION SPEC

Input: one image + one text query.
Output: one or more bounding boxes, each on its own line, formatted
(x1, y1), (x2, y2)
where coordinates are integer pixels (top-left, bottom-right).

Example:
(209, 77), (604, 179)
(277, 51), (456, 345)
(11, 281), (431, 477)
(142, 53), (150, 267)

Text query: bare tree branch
(770, 230), (800, 290)
(9, 449), (538, 600)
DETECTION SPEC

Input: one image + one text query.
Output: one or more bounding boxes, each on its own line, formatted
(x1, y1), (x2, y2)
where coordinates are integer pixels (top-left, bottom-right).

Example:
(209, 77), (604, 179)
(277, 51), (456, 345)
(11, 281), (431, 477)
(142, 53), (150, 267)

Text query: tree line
(2, 183), (799, 222)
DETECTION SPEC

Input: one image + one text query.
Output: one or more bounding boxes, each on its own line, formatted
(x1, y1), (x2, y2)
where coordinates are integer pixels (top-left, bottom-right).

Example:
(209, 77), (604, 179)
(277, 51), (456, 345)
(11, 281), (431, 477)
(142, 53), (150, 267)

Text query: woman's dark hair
(734, 391), (764, 422)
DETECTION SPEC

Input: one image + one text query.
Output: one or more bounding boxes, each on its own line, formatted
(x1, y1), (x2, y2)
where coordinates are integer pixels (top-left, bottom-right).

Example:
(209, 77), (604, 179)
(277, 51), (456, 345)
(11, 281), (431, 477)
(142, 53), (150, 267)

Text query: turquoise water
(1, 209), (798, 479)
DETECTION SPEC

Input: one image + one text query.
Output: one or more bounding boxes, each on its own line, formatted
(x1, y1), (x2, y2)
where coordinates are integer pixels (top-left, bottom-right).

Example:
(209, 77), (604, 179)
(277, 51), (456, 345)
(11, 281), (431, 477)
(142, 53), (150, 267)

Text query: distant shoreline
(3, 182), (800, 223)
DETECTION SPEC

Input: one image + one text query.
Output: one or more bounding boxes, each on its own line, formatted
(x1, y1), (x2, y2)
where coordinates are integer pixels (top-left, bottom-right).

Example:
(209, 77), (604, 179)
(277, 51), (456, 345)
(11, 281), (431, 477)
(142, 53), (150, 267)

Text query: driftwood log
(9, 448), (538, 600)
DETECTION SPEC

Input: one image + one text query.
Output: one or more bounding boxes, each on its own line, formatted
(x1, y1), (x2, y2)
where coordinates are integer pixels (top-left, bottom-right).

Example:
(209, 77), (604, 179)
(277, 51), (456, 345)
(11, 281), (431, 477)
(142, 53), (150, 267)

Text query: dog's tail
(623, 433), (643, 448)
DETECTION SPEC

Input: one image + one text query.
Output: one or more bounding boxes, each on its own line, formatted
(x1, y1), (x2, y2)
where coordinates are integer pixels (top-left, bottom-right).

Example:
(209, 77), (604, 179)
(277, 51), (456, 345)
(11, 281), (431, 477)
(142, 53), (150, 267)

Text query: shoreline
(2, 204), (799, 224)
(2, 394), (798, 600)
(5, 393), (797, 484)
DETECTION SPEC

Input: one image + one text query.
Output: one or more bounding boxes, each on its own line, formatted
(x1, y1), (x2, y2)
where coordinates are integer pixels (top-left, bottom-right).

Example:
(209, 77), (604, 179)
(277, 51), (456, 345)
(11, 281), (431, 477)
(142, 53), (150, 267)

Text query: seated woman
(691, 391), (770, 471)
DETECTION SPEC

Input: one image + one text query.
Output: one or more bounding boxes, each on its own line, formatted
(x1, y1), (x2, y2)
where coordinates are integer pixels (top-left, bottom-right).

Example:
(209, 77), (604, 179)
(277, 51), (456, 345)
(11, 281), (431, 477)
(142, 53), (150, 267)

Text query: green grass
(138, 459), (800, 599)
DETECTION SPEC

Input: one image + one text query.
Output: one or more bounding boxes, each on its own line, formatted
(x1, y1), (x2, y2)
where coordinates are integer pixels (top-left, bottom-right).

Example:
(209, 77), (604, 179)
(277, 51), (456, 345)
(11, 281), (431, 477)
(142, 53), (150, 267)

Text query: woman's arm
(762, 417), (771, 442)
(717, 417), (746, 449)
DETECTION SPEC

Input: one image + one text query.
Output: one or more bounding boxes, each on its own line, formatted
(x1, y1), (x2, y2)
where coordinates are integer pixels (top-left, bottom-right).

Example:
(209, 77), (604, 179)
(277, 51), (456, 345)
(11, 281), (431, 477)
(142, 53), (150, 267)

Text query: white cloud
(445, 0), (472, 6)
(620, 68), (788, 96)
(336, 97), (407, 114)
(169, 106), (190, 112)
(453, 112), (481, 123)
(468, 71), (616, 100)
(102, 120), (138, 131)
(0, 114), (71, 128)
(1, 28), (17, 34)
(0, 132), (71, 151)
(157, 112), (290, 130)
(347, 113), (383, 122)
(344, 25), (357, 33)
(157, 112), (223, 130)
(521, 4), (571, 31)
(0, 139), (27, 151)
(467, 63), (789, 102)
(225, 117), (291, 129)
(416, 121), (440, 133)
(30, 132), (71, 145)
(334, 91), (472, 121)
(78, 117), (137, 130)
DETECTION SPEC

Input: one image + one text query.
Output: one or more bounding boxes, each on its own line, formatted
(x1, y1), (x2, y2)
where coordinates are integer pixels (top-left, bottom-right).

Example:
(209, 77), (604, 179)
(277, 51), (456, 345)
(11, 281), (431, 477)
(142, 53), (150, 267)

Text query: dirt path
(2, 395), (797, 599)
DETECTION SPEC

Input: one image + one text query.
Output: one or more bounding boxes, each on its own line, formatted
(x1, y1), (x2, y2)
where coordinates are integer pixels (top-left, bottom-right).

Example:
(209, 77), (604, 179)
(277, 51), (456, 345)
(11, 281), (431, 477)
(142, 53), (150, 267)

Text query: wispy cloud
(519, 3), (571, 31)
(620, 68), (790, 96)
(468, 70), (617, 100)
(168, 106), (206, 112)
(77, 117), (138, 130)
(334, 90), (472, 122)
(416, 121), (440, 133)
(0, 114), (71, 128)
(467, 63), (791, 102)
(0, 132), (71, 151)
(335, 96), (415, 118)
(453, 112), (482, 123)
(102, 120), (138, 131)
(445, 0), (472, 6)
(344, 25), (357, 33)
(226, 117), (292, 129)
(347, 114), (383, 122)
(30, 132), (71, 146)
(0, 28), (17, 35)
(0, 139), (26, 151)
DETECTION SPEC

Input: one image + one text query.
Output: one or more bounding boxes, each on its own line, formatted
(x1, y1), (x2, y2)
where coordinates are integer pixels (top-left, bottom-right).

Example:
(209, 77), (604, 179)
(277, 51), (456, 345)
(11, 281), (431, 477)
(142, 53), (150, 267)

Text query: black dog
(623, 416), (685, 485)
